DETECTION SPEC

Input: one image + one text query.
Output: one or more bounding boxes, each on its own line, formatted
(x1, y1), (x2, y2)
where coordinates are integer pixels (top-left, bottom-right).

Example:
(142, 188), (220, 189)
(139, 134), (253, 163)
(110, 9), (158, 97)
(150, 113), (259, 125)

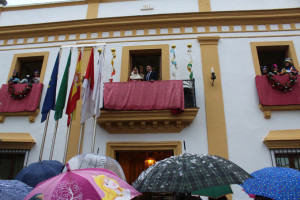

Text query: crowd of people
(8, 70), (40, 84)
(261, 58), (298, 76)
(129, 65), (158, 81)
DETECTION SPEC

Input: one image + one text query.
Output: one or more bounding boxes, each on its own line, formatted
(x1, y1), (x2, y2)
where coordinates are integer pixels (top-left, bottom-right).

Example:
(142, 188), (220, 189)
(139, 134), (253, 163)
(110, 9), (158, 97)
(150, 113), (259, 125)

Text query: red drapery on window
(255, 75), (300, 106)
(103, 80), (185, 111)
(0, 83), (43, 112)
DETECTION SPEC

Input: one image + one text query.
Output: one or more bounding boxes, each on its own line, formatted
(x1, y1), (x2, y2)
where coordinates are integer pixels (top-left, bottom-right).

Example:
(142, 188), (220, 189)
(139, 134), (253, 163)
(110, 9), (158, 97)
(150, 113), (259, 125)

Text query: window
(7, 52), (49, 84)
(0, 149), (28, 179)
(120, 44), (170, 82)
(251, 41), (299, 75)
(130, 49), (161, 80)
(271, 149), (300, 171)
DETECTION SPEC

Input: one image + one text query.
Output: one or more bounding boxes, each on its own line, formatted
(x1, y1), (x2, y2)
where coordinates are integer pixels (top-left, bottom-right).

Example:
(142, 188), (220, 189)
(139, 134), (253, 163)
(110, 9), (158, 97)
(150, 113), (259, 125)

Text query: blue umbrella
(0, 180), (33, 200)
(242, 167), (300, 200)
(15, 160), (64, 187)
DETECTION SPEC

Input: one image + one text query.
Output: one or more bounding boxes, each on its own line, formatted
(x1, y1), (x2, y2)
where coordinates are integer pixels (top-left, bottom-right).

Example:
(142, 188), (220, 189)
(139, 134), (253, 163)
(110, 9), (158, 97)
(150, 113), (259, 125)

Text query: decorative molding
(0, 132), (36, 149)
(106, 141), (182, 158)
(197, 36), (220, 45)
(0, 8), (299, 41)
(259, 104), (300, 119)
(97, 108), (199, 134)
(0, 109), (40, 123)
(264, 129), (300, 149)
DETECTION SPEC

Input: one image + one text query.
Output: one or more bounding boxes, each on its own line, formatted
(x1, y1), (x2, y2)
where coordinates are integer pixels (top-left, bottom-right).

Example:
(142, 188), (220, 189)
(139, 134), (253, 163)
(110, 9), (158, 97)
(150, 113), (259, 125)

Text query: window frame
(120, 44), (170, 82)
(7, 51), (49, 84)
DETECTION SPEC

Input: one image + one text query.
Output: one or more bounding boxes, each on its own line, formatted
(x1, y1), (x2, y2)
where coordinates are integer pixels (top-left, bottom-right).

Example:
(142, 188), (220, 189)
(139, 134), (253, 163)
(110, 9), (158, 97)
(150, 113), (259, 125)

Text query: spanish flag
(66, 50), (82, 126)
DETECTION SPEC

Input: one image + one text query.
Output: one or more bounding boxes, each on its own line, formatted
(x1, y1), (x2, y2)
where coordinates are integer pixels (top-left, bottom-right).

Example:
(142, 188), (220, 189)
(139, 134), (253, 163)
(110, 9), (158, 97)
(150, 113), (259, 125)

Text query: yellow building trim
(86, 0), (99, 19)
(65, 47), (93, 162)
(0, 133), (35, 149)
(7, 51), (49, 84)
(264, 129), (300, 149)
(198, 0), (211, 12)
(106, 141), (182, 159)
(198, 36), (229, 159)
(120, 44), (170, 82)
(0, 8), (299, 41)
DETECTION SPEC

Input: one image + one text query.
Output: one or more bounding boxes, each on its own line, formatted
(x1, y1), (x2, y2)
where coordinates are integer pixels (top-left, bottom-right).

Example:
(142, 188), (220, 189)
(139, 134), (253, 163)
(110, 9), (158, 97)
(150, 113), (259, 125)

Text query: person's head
(139, 66), (144, 73)
(133, 67), (138, 74)
(284, 58), (293, 67)
(34, 70), (39, 77)
(13, 70), (18, 77)
(262, 66), (268, 74)
(272, 64), (278, 71)
(146, 65), (152, 72)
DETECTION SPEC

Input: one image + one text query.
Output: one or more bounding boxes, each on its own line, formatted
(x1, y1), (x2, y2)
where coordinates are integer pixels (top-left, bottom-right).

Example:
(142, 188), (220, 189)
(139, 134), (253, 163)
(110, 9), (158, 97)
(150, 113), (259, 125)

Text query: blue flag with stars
(41, 52), (60, 122)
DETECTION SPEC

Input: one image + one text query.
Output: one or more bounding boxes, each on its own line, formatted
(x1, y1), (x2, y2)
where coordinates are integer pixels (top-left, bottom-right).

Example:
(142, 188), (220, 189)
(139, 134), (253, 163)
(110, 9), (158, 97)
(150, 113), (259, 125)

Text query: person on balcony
(270, 64), (280, 75)
(261, 66), (268, 75)
(139, 66), (145, 79)
(8, 70), (20, 84)
(20, 74), (31, 84)
(129, 67), (143, 81)
(281, 58), (298, 75)
(31, 70), (40, 83)
(144, 65), (158, 81)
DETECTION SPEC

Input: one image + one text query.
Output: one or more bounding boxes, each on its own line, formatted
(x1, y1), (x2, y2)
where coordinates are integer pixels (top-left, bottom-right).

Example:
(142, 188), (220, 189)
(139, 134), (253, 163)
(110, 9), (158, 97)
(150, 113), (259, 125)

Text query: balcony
(97, 79), (199, 133)
(256, 75), (300, 118)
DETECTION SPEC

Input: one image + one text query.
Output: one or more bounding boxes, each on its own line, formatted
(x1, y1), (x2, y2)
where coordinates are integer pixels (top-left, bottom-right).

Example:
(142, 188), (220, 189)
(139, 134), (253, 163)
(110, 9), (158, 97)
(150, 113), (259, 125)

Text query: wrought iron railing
(182, 79), (197, 108)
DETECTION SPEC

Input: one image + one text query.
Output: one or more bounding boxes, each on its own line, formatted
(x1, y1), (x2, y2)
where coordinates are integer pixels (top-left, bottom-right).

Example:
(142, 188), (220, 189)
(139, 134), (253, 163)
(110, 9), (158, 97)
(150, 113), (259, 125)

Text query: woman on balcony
(129, 67), (143, 81)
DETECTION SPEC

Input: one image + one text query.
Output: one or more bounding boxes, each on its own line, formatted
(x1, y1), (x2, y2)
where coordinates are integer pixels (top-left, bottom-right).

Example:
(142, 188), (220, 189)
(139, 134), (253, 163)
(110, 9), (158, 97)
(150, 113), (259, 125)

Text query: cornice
(0, 8), (299, 39)
(97, 108), (199, 134)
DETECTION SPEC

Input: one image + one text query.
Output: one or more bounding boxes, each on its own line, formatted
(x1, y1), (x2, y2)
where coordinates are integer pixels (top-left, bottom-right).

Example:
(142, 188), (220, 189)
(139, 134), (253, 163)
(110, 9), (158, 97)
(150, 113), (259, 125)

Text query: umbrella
(192, 185), (232, 199)
(0, 180), (33, 200)
(15, 160), (64, 187)
(132, 153), (251, 193)
(242, 167), (300, 200)
(24, 163), (141, 200)
(65, 153), (126, 181)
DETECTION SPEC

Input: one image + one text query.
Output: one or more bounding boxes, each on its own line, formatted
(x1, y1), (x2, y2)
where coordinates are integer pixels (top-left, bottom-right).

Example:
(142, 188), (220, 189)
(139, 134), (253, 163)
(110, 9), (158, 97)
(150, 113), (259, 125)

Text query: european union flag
(41, 52), (60, 122)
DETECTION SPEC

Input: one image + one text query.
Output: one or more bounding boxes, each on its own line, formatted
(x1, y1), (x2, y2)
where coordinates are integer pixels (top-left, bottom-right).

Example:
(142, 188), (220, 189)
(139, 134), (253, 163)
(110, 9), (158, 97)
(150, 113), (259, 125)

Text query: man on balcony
(144, 65), (158, 81)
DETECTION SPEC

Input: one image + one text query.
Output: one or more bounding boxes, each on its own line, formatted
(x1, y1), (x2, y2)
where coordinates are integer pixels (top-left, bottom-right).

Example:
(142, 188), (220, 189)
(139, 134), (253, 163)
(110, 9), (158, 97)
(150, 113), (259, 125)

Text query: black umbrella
(132, 153), (251, 193)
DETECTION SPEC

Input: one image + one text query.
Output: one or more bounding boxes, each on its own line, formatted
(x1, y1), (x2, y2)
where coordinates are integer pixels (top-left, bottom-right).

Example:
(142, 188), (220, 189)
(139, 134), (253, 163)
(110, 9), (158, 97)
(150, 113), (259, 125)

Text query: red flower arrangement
(8, 82), (32, 99)
(267, 73), (297, 92)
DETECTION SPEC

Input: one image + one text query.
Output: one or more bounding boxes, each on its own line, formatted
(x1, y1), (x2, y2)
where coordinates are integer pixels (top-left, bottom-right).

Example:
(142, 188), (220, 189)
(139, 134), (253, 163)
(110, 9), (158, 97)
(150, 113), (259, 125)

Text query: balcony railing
(183, 79), (196, 108)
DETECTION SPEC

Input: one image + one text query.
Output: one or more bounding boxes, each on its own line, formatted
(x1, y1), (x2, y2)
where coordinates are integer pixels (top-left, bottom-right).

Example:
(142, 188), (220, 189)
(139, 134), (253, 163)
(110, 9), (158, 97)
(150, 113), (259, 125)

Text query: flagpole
(77, 123), (84, 154)
(63, 114), (72, 164)
(49, 120), (59, 160)
(39, 112), (50, 161)
(91, 116), (97, 153)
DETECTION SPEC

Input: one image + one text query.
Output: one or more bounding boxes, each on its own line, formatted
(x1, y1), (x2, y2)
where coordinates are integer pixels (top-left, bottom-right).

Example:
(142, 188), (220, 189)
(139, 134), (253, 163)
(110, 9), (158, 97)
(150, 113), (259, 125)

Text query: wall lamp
(211, 67), (216, 85)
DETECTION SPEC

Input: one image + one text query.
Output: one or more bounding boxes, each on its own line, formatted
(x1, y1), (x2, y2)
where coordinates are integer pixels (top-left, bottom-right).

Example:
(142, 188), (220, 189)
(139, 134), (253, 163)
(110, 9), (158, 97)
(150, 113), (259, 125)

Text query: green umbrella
(192, 185), (233, 199)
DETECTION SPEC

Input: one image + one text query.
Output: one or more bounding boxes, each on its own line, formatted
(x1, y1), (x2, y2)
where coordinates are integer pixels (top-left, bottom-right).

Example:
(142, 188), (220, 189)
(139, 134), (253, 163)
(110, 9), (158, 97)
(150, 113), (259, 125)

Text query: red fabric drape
(0, 83), (43, 112)
(103, 80), (185, 111)
(255, 75), (300, 106)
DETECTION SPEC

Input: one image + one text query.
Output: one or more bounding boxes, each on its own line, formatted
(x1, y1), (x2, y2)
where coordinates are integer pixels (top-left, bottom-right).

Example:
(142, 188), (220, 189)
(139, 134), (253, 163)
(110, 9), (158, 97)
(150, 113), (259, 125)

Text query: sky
(6, 0), (74, 6)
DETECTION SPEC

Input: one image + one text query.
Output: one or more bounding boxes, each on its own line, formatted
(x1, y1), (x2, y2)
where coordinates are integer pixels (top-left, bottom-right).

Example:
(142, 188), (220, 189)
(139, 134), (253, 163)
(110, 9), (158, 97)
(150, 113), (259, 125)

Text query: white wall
(218, 35), (300, 199)
(0, 5), (88, 26)
(211, 0), (300, 11)
(98, 0), (199, 18)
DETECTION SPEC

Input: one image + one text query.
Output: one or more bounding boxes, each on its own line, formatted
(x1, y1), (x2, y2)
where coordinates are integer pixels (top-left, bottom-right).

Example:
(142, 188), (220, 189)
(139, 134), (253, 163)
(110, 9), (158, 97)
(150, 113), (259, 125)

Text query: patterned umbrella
(242, 167), (300, 200)
(24, 163), (141, 200)
(0, 180), (33, 200)
(15, 160), (64, 187)
(65, 153), (126, 181)
(132, 153), (251, 193)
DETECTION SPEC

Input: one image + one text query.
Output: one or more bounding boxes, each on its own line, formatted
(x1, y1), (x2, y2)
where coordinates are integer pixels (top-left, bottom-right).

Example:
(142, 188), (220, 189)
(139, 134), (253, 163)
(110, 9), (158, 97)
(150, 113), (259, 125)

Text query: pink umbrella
(24, 163), (141, 200)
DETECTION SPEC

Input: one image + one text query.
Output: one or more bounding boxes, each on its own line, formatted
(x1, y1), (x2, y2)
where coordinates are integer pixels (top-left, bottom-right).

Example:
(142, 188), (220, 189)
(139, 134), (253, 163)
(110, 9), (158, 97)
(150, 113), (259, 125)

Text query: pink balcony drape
(0, 83), (43, 112)
(255, 75), (300, 106)
(103, 80), (185, 111)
